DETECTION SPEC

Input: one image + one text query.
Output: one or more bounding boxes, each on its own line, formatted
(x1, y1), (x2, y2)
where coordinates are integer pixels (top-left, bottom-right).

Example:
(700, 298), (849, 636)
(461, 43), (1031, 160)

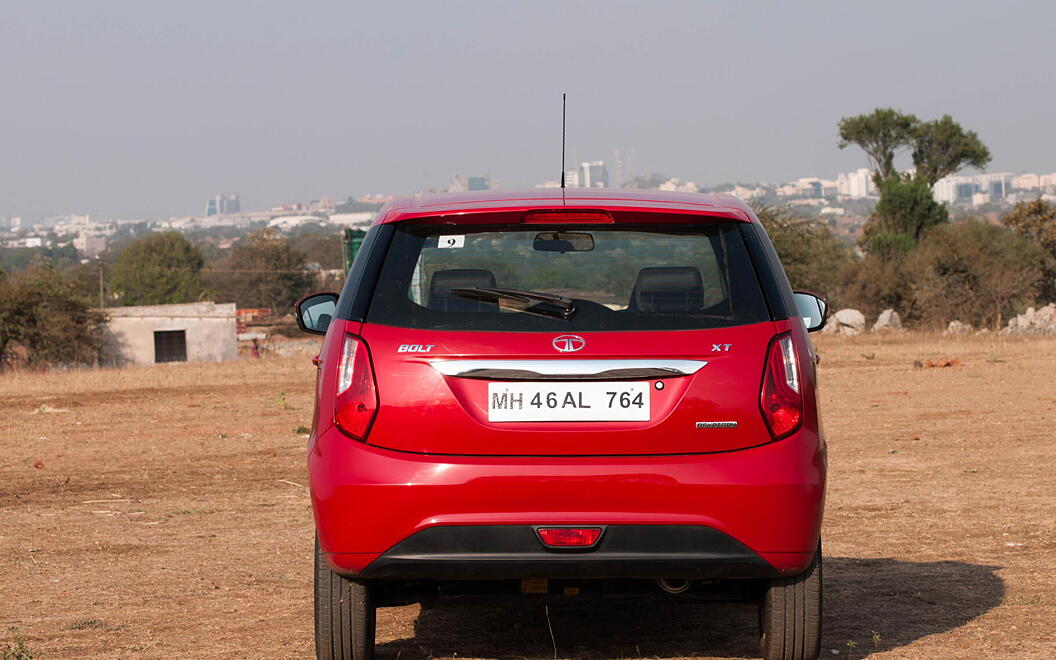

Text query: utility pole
(97, 257), (105, 308)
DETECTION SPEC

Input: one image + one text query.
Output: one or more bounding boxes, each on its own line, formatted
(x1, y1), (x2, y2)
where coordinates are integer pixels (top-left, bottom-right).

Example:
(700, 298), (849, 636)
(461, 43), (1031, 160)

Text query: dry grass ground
(2, 332), (1055, 659)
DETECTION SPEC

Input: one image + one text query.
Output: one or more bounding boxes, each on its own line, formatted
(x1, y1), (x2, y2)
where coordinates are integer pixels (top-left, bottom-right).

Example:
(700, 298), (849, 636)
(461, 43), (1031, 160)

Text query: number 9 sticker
(437, 235), (465, 249)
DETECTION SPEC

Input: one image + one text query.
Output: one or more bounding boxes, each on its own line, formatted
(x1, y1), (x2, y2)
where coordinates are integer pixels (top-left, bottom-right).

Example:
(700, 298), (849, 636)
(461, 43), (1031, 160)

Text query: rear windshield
(366, 222), (769, 332)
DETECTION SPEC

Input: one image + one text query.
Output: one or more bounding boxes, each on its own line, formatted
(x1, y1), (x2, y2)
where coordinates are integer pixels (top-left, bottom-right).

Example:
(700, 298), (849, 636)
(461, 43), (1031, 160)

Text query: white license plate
(487, 381), (651, 422)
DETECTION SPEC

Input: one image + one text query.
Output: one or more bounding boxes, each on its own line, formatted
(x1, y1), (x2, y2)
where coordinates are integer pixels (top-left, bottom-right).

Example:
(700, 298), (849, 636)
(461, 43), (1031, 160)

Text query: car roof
(374, 188), (756, 225)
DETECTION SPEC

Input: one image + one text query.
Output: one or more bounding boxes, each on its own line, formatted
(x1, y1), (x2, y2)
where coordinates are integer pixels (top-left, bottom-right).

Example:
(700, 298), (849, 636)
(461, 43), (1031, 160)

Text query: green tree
(861, 176), (949, 252)
(911, 115), (991, 188)
(906, 220), (1045, 328)
(752, 204), (852, 300)
(838, 108), (918, 185)
(292, 233), (344, 270)
(110, 232), (207, 305)
(0, 263), (106, 369)
(212, 229), (313, 312)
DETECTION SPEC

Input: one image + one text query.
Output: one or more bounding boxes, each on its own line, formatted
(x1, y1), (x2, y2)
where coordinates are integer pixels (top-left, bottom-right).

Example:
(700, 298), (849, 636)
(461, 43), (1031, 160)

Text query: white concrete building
(103, 302), (237, 366)
(836, 168), (875, 198)
(1012, 173), (1041, 190)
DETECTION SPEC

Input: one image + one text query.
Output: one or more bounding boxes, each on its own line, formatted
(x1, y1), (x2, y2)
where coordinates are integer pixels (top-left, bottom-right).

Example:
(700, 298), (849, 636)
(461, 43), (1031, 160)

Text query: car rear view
(296, 190), (828, 660)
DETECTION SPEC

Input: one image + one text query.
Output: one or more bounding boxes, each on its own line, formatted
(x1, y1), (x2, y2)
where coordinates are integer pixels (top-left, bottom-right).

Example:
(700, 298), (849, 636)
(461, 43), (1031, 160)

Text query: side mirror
(295, 292), (339, 335)
(793, 291), (828, 333)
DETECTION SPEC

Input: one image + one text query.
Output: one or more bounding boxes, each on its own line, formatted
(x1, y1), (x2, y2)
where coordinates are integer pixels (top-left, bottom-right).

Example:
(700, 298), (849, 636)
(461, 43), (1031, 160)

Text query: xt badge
(712, 344), (732, 352)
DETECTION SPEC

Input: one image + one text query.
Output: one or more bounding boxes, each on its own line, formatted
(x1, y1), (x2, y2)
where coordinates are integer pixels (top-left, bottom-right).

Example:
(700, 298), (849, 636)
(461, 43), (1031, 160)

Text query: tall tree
(214, 229), (313, 312)
(911, 115), (991, 188)
(837, 108), (918, 185)
(110, 232), (207, 305)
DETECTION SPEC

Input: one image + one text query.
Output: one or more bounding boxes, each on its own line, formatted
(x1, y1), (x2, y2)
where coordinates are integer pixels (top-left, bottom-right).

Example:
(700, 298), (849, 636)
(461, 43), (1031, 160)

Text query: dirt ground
(2, 332), (1055, 659)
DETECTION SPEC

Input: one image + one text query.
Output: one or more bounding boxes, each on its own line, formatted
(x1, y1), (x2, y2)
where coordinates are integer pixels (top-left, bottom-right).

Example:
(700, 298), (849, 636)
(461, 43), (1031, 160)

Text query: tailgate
(361, 322), (777, 456)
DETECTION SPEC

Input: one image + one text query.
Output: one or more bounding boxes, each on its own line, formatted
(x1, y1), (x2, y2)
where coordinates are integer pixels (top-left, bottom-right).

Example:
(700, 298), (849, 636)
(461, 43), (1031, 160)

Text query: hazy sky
(3, 1), (1055, 220)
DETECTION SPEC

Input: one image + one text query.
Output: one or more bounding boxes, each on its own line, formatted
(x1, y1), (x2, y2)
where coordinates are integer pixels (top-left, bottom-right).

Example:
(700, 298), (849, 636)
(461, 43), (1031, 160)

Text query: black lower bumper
(356, 525), (777, 580)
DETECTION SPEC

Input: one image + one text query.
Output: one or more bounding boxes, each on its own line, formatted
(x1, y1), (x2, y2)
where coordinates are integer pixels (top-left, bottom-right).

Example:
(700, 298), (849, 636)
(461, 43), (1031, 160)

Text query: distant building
(933, 173), (1013, 204)
(836, 169), (875, 198)
(328, 212), (374, 228)
(449, 175), (491, 192)
(102, 302), (237, 366)
(73, 234), (107, 258)
(563, 169), (580, 187)
(1012, 173), (1041, 190)
(658, 178), (700, 193)
(207, 193), (240, 216)
(580, 161), (609, 188)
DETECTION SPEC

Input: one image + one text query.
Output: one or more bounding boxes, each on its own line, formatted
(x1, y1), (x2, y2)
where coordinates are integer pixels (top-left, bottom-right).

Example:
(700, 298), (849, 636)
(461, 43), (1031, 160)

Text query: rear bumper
(357, 524), (781, 580)
(309, 429), (825, 580)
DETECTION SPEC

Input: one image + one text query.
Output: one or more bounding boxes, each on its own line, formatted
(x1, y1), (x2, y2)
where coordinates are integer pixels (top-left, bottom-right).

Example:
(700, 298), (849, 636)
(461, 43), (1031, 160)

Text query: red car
(296, 189), (828, 660)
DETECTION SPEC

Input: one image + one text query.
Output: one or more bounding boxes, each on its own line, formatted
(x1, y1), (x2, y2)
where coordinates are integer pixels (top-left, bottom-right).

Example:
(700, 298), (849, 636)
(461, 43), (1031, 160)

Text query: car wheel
(315, 536), (376, 660)
(759, 544), (822, 660)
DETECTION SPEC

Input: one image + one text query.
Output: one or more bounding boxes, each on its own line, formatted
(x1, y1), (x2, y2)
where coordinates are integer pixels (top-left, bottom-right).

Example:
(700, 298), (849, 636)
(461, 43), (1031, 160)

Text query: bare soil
(2, 332), (1055, 658)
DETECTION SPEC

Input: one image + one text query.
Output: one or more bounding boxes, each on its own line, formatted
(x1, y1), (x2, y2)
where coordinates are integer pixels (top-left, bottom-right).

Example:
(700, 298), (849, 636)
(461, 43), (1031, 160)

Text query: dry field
(2, 332), (1055, 659)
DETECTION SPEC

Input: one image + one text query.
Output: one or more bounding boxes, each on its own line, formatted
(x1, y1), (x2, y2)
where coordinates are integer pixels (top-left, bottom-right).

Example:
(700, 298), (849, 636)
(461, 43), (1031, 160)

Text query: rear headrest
(630, 266), (705, 313)
(428, 269), (497, 312)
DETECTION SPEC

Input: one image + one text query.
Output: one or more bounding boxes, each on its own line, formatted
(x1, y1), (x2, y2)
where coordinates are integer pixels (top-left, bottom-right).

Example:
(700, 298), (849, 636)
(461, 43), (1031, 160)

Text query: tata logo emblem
(552, 335), (585, 353)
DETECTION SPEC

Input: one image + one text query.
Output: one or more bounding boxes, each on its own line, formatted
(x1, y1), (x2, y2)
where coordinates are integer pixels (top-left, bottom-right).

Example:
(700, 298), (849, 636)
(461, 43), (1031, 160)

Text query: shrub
(906, 220), (1046, 328)
(0, 264), (105, 369)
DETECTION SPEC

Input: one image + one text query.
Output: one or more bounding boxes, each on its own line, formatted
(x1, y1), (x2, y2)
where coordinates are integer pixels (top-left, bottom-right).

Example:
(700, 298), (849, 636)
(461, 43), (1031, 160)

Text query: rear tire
(759, 545), (822, 660)
(315, 536), (376, 660)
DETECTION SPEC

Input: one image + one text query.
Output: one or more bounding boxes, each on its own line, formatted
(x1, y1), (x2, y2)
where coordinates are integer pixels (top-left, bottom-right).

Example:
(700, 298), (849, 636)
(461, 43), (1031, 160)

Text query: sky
(3, 0), (1056, 220)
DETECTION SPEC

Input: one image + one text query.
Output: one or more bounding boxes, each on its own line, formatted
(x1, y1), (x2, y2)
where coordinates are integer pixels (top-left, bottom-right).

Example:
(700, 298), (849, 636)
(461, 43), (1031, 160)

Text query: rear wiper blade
(449, 287), (577, 320)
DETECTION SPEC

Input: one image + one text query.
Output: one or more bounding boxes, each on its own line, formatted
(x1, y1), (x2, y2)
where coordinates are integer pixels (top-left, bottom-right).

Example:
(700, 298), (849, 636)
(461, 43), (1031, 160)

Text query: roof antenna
(560, 93), (567, 202)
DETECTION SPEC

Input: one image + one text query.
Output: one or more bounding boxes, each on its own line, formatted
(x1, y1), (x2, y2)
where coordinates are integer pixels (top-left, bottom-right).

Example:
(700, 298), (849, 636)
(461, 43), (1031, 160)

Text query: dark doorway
(154, 330), (187, 363)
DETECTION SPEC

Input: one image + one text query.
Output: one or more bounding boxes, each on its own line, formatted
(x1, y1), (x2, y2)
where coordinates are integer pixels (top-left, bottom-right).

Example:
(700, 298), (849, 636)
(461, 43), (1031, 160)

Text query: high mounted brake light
(759, 333), (803, 440)
(334, 334), (378, 441)
(522, 210), (613, 224)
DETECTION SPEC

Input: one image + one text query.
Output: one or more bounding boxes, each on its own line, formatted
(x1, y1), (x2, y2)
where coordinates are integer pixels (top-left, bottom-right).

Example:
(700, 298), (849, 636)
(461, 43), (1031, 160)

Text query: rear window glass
(366, 222), (769, 332)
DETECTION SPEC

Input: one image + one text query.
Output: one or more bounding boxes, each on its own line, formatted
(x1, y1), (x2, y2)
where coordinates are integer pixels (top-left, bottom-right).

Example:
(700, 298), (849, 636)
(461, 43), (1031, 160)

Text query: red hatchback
(295, 189), (828, 660)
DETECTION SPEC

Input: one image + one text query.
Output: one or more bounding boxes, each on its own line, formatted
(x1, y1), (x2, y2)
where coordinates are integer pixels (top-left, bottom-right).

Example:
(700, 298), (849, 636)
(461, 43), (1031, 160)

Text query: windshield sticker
(437, 235), (465, 249)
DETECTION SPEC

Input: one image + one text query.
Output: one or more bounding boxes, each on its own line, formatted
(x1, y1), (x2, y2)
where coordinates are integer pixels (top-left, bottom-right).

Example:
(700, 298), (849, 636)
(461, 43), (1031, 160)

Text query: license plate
(487, 381), (650, 422)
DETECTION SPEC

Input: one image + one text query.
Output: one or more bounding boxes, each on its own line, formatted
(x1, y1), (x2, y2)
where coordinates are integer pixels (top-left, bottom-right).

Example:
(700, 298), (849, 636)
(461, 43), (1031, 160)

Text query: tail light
(334, 334), (378, 441)
(760, 333), (802, 439)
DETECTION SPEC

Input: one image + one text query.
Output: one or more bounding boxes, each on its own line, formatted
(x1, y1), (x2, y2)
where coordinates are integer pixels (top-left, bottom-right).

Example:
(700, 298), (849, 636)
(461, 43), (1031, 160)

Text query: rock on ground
(1001, 303), (1056, 334)
(872, 309), (903, 332)
(945, 320), (974, 335)
(826, 308), (866, 336)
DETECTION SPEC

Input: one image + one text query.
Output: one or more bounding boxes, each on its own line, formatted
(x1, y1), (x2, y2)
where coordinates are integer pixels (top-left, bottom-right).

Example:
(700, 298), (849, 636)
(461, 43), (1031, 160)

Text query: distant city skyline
(3, 1), (1056, 220)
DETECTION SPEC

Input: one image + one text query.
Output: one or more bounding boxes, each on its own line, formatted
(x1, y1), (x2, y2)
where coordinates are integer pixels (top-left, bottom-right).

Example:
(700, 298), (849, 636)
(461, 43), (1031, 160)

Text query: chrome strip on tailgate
(428, 359), (707, 380)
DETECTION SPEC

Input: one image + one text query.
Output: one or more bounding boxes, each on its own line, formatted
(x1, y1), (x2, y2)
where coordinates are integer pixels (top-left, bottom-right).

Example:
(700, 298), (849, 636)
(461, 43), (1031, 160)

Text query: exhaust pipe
(657, 578), (692, 594)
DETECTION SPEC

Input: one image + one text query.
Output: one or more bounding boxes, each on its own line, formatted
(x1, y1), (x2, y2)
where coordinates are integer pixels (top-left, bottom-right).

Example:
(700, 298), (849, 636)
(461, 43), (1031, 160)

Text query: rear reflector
(536, 527), (603, 547)
(523, 211), (613, 224)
